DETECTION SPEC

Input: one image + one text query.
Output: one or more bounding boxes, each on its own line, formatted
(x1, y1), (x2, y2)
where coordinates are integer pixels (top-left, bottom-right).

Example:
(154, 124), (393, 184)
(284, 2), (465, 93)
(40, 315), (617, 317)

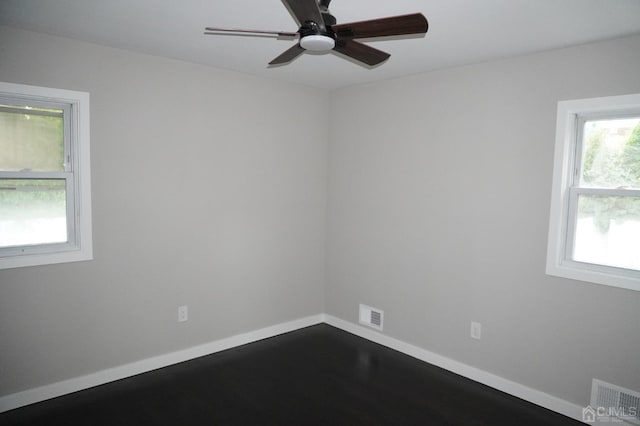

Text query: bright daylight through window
(0, 82), (92, 269)
(547, 93), (640, 291)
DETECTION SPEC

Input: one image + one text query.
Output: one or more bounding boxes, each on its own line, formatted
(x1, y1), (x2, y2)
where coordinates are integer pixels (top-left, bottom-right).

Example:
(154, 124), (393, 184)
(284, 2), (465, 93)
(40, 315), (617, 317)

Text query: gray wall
(326, 35), (640, 406)
(1, 23), (639, 410)
(0, 26), (328, 396)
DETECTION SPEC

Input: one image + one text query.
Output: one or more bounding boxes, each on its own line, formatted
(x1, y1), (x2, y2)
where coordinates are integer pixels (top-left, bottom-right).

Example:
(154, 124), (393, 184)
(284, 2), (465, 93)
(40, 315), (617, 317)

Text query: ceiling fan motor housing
(299, 19), (336, 51)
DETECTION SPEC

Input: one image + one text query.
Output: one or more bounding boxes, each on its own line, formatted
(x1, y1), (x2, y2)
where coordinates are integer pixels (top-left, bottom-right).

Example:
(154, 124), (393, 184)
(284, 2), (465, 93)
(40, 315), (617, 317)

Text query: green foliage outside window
(579, 120), (640, 233)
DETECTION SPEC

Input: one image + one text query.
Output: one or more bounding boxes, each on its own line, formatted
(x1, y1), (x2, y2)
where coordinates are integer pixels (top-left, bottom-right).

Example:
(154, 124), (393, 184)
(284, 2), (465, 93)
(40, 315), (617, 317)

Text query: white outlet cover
(178, 305), (188, 322)
(471, 321), (482, 340)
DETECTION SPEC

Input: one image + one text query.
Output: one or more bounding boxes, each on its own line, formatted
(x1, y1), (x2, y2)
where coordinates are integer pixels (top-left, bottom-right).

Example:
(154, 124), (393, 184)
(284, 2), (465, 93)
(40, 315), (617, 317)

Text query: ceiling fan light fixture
(300, 35), (335, 52)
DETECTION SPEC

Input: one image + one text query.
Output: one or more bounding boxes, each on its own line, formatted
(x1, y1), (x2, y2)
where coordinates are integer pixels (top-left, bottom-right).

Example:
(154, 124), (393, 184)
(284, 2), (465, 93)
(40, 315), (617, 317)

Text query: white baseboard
(0, 314), (324, 413)
(0, 313), (587, 425)
(323, 314), (586, 424)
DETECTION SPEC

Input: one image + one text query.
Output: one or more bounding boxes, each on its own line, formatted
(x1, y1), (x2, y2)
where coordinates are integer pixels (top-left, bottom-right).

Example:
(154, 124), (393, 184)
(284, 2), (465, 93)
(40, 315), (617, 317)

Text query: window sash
(0, 96), (77, 256)
(0, 97), (72, 173)
(0, 172), (77, 255)
(564, 109), (640, 273)
(565, 187), (640, 273)
(574, 112), (640, 190)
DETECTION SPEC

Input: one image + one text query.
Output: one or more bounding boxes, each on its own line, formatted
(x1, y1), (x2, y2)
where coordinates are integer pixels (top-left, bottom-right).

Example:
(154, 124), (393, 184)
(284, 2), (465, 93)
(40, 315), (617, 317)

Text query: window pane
(580, 117), (640, 189)
(0, 179), (67, 248)
(573, 194), (640, 271)
(0, 104), (65, 172)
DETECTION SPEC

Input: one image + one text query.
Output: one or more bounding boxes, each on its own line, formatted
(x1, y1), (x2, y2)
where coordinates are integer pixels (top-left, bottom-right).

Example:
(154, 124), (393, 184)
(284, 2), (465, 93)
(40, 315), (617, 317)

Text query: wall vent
(359, 304), (383, 331)
(590, 379), (640, 425)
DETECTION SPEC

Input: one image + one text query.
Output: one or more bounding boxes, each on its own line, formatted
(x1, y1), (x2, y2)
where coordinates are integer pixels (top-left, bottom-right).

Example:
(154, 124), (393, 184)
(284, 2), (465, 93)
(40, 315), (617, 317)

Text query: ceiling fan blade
(333, 39), (390, 66)
(282, 0), (326, 30)
(332, 13), (428, 39)
(269, 43), (306, 65)
(204, 27), (298, 37)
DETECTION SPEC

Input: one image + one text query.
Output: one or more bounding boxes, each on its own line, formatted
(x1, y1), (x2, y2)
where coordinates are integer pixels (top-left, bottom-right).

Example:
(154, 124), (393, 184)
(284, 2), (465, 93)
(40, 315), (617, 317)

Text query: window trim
(0, 82), (92, 269)
(546, 93), (640, 292)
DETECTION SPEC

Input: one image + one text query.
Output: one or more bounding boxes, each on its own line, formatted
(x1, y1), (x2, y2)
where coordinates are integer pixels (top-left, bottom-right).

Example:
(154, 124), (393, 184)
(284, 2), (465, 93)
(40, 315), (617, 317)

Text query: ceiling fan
(204, 0), (428, 66)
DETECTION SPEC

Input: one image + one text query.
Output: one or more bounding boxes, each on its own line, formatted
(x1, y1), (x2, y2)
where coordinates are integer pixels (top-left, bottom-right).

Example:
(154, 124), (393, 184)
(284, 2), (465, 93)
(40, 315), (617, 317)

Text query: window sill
(546, 259), (640, 292)
(0, 248), (93, 270)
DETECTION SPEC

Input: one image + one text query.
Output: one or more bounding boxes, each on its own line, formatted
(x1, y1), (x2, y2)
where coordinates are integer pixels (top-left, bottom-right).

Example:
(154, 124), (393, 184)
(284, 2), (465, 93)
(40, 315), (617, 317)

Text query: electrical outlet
(178, 305), (188, 322)
(470, 321), (482, 340)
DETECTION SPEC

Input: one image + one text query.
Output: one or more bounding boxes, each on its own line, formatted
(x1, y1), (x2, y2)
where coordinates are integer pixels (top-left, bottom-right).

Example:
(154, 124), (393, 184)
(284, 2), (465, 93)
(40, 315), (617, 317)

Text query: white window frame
(0, 82), (92, 269)
(546, 93), (640, 292)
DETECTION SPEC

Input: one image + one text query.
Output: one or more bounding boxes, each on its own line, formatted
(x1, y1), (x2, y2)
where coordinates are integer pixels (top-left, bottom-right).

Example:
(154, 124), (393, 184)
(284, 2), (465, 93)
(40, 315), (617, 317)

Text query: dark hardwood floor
(0, 324), (583, 425)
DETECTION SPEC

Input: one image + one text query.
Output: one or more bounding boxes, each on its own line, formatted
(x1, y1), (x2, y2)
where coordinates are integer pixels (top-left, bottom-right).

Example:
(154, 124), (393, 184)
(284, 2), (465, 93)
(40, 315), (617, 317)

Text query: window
(0, 82), (92, 269)
(547, 93), (640, 291)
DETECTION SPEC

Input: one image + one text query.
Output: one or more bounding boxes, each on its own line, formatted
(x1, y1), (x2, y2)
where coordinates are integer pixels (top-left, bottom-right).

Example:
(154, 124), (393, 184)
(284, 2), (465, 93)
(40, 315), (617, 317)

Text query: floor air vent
(359, 304), (383, 331)
(590, 379), (640, 425)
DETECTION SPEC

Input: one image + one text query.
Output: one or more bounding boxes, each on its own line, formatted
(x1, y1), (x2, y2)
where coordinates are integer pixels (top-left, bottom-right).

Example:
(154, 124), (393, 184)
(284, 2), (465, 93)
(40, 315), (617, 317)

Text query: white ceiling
(1, 0), (640, 90)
